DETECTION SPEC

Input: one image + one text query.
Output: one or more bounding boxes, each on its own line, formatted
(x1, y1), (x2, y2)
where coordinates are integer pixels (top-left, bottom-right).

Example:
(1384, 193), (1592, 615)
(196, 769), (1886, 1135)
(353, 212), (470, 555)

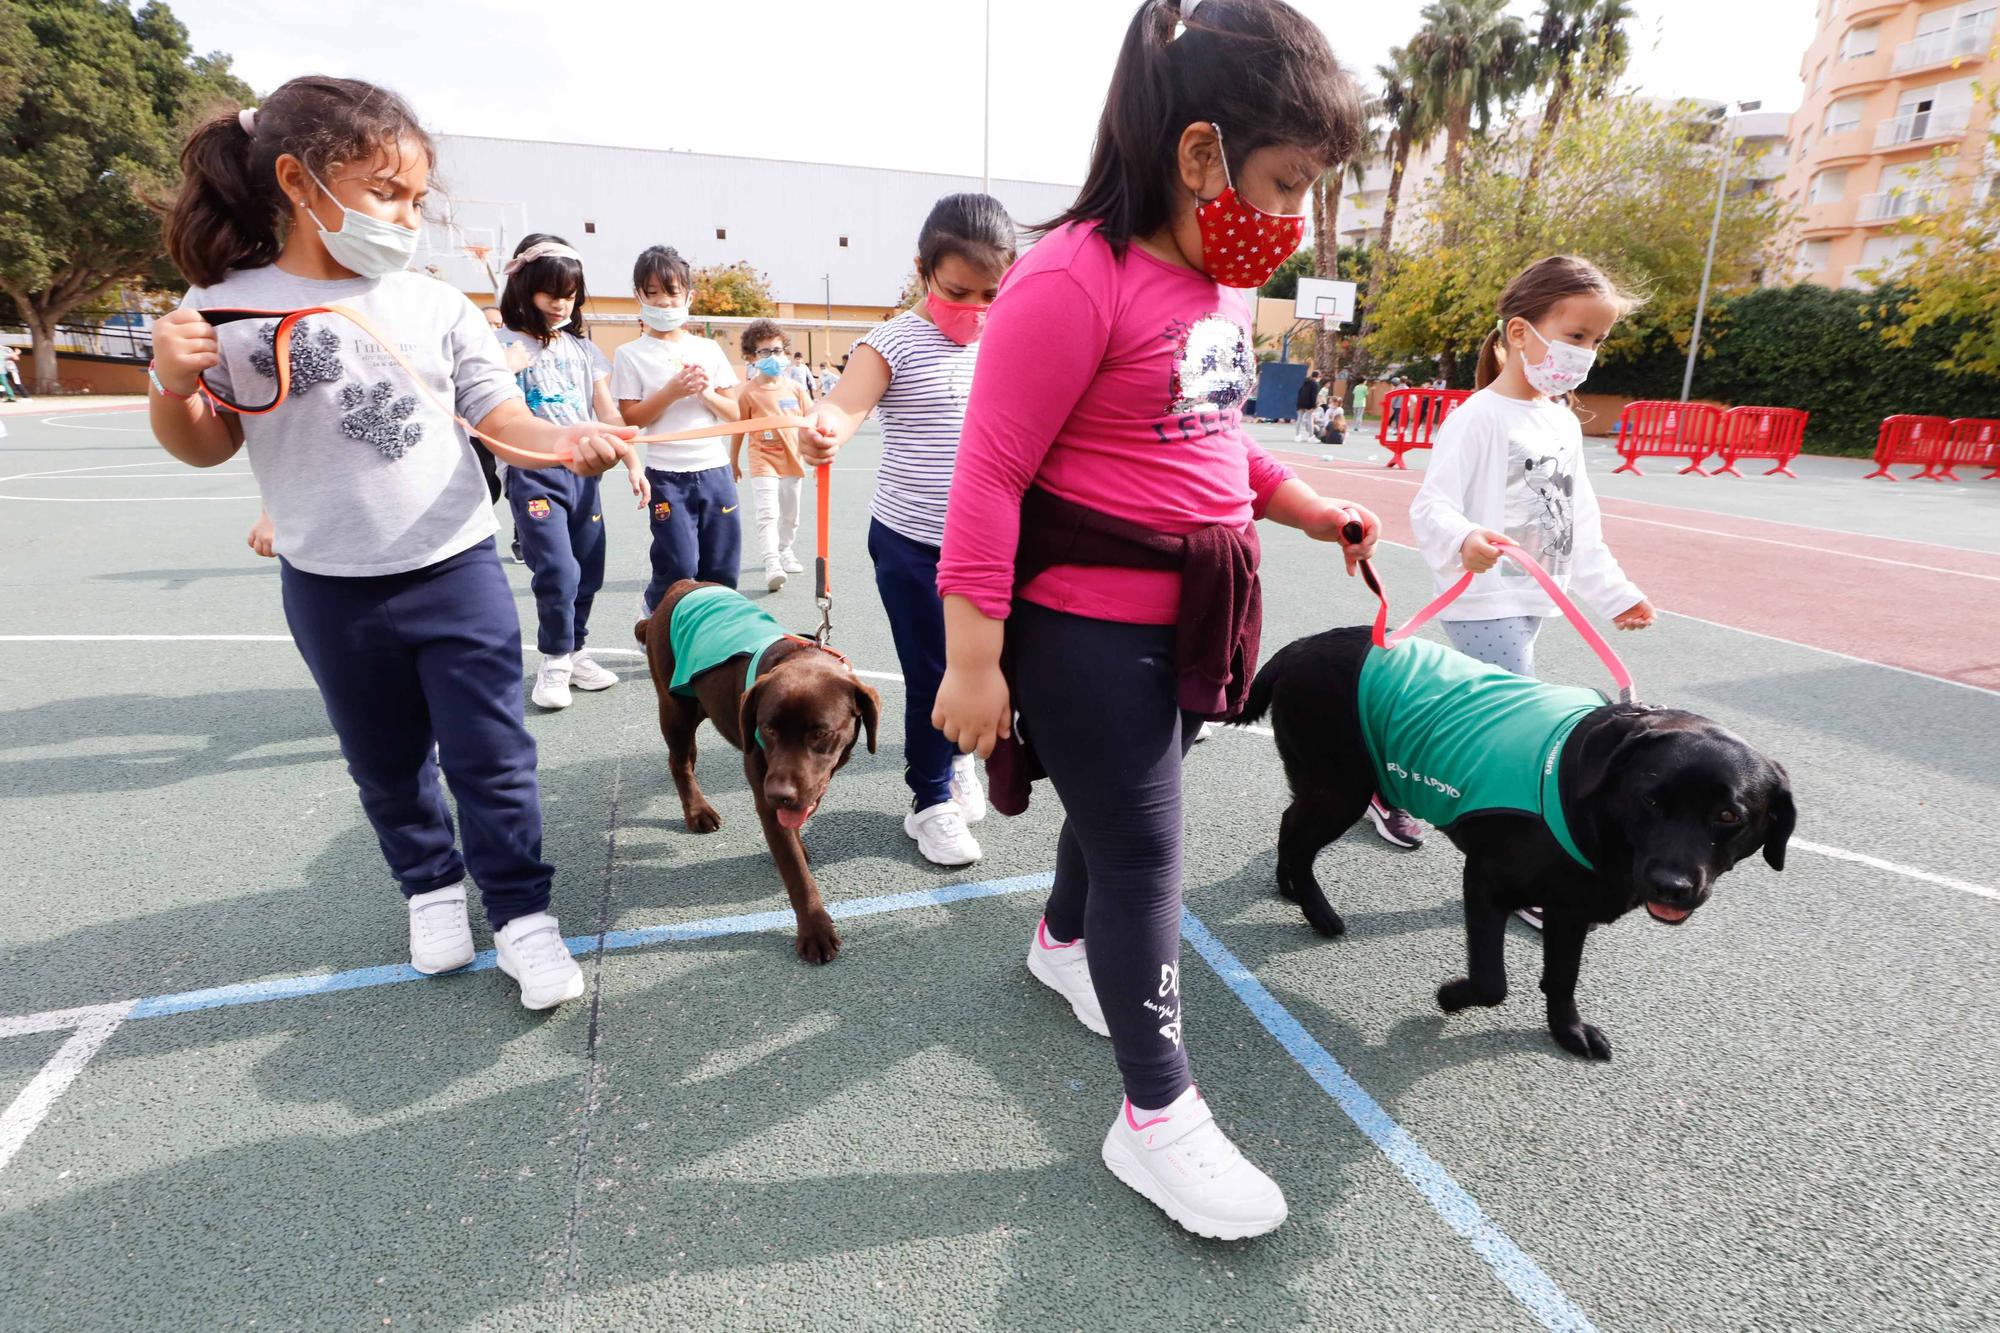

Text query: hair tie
(501, 240), (585, 276)
(238, 107), (257, 136)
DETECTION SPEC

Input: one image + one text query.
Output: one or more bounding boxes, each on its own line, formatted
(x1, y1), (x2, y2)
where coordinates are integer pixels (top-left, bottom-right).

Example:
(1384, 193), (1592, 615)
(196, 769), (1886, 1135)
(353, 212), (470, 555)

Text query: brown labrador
(635, 579), (880, 964)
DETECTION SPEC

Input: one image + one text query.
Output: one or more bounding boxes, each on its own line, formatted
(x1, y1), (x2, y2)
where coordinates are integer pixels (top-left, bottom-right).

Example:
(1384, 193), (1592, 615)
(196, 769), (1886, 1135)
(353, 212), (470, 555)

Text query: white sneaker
(1101, 1086), (1288, 1240)
(494, 911), (585, 1010)
(568, 652), (618, 692)
(1193, 720), (1217, 743)
(532, 656), (573, 710)
(950, 754), (987, 824)
(765, 564), (788, 592)
(1025, 916), (1108, 1036)
(407, 882), (474, 975)
(780, 550), (805, 574)
(904, 801), (982, 867)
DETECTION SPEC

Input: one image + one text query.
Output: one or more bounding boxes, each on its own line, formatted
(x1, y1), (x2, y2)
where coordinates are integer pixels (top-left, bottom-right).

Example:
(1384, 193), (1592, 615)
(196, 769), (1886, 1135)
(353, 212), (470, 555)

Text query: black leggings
(1012, 602), (1200, 1108)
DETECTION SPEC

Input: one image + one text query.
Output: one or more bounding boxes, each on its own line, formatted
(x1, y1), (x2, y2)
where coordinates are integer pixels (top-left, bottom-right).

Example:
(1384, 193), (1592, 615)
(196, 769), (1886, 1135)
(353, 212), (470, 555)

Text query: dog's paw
(1305, 902), (1346, 938)
(1550, 1020), (1612, 1061)
(684, 803), (722, 834)
(794, 914), (841, 965)
(1437, 977), (1505, 1013)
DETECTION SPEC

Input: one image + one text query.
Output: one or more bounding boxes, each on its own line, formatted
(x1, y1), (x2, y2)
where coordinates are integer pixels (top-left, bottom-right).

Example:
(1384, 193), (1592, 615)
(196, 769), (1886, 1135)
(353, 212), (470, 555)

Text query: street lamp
(1682, 99), (1762, 404)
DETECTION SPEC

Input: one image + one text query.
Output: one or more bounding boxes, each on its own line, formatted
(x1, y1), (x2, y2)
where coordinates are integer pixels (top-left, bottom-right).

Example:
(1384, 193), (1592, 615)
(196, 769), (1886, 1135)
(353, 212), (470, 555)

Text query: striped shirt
(860, 310), (980, 548)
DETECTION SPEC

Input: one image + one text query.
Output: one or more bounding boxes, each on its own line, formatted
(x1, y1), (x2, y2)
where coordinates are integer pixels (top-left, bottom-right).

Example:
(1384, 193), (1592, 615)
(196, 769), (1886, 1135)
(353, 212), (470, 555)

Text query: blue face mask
(755, 354), (784, 378)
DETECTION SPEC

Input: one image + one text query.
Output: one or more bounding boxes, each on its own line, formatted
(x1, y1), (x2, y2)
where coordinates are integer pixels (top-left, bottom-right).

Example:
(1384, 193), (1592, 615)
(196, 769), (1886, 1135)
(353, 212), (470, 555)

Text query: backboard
(1295, 276), (1357, 325)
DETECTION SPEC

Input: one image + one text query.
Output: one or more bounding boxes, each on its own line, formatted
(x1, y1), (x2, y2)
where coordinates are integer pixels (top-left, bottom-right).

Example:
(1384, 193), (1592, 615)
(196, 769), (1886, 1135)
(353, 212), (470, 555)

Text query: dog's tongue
(776, 805), (814, 831)
(1646, 902), (1692, 924)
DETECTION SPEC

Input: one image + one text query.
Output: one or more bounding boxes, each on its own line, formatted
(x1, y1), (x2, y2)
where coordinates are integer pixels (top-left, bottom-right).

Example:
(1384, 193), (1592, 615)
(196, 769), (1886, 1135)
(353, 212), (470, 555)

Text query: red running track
(1278, 452), (2000, 693)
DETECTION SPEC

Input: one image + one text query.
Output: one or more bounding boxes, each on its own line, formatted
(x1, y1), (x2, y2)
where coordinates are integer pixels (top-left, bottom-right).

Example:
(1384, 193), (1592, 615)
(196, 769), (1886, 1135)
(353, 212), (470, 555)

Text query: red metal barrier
(1376, 387), (1472, 468)
(1713, 406), (1809, 478)
(1930, 418), (2000, 481)
(1612, 400), (1724, 476)
(1864, 415), (1952, 480)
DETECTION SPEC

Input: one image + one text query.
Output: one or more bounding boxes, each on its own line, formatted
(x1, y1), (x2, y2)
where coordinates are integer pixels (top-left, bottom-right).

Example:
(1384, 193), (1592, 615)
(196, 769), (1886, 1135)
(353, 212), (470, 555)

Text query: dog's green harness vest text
(1356, 638), (1604, 868)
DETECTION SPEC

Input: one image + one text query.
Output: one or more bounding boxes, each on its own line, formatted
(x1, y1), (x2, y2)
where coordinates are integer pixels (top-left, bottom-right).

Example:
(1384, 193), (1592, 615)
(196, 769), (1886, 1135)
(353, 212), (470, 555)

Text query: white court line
(0, 460), (246, 484)
(0, 1001), (134, 1171)
(0, 634), (1986, 900)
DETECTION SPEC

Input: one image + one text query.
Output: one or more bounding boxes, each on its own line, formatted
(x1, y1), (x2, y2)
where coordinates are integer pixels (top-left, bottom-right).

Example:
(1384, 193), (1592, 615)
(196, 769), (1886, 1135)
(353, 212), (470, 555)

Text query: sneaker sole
(1026, 946), (1110, 1037)
(410, 948), (475, 976)
(531, 692), (572, 710)
(569, 676), (617, 693)
(1100, 1131), (1287, 1241)
(495, 953), (586, 1010)
(1365, 804), (1423, 849)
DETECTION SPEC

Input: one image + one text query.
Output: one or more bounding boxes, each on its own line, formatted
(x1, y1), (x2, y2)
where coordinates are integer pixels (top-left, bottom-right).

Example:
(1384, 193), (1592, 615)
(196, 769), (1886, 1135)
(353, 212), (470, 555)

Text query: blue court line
(1180, 908), (1598, 1333)
(106, 873), (1590, 1329)
(127, 873), (1056, 1020)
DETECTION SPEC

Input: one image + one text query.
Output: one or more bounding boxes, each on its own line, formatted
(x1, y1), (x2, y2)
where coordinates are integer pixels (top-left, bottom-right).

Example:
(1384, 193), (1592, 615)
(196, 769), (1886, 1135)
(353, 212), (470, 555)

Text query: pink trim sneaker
(1100, 1086), (1287, 1240)
(1025, 917), (1109, 1037)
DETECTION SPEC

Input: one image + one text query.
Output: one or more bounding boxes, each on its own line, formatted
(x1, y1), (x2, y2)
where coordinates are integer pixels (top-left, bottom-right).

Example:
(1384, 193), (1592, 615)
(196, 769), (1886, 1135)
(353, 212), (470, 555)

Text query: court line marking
(0, 634), (1988, 897)
(0, 874), (1593, 1330)
(0, 1001), (134, 1171)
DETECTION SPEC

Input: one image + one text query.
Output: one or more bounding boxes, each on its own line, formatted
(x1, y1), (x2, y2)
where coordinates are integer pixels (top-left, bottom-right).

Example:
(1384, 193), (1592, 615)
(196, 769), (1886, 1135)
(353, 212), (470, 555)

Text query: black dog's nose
(1646, 870), (1699, 905)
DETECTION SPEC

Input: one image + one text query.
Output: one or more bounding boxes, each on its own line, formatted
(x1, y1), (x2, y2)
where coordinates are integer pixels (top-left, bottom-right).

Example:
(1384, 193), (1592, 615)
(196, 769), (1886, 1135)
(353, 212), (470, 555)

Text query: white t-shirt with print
(610, 333), (738, 472)
(1409, 387), (1640, 622)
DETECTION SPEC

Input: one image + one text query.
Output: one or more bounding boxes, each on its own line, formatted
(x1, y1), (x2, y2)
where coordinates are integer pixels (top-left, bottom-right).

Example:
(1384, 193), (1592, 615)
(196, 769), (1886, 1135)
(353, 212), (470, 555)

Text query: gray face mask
(304, 167), (422, 278)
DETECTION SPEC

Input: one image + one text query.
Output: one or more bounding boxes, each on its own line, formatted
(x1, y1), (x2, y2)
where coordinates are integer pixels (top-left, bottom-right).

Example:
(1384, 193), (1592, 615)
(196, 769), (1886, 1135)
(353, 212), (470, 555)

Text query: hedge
(1590, 284), (2000, 456)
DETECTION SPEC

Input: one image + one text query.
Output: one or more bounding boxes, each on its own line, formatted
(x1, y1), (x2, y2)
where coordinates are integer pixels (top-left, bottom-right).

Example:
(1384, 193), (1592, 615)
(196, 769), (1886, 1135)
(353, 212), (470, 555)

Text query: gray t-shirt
(180, 268), (521, 576)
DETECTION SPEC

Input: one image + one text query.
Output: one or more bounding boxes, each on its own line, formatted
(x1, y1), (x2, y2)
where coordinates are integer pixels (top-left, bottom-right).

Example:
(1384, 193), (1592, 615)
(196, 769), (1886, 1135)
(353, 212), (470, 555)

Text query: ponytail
(164, 76), (434, 288)
(1473, 328), (1505, 390)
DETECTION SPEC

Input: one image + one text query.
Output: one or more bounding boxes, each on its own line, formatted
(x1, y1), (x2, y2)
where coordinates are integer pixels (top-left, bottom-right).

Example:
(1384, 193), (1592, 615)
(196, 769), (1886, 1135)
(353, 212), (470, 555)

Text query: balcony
(1875, 107), (1973, 149)
(1855, 186), (1952, 223)
(1892, 23), (1995, 75)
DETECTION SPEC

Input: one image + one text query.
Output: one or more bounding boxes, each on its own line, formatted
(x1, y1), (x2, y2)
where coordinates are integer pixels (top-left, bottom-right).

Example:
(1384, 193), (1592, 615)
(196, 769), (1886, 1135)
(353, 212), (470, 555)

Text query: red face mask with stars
(1192, 123), (1307, 289)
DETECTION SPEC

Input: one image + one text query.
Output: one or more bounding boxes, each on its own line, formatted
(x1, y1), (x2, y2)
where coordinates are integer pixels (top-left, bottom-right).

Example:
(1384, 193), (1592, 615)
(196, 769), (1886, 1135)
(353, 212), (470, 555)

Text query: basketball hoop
(1322, 315), (1339, 331)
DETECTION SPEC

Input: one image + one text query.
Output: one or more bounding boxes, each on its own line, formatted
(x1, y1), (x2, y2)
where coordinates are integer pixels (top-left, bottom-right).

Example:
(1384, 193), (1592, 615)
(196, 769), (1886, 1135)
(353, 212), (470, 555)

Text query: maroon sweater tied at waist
(985, 487), (1264, 816)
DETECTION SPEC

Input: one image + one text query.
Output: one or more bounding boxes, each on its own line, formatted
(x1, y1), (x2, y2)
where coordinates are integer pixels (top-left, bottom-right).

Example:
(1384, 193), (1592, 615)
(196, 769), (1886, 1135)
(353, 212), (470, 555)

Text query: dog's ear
(737, 675), (769, 752)
(1760, 760), (1795, 871)
(853, 679), (881, 754)
(1573, 710), (1671, 802)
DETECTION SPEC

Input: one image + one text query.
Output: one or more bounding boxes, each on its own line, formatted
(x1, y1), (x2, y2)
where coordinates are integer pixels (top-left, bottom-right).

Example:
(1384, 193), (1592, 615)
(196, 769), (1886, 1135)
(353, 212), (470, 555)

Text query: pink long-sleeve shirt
(937, 222), (1295, 626)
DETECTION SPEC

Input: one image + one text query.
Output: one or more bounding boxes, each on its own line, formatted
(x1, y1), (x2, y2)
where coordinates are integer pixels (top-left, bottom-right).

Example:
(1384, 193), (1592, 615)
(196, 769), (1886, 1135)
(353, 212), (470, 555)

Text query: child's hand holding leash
(151, 308), (219, 397)
(1459, 528), (1510, 573)
(549, 421), (639, 478)
(1613, 599), (1656, 630)
(799, 403), (851, 467)
(1301, 499), (1380, 574)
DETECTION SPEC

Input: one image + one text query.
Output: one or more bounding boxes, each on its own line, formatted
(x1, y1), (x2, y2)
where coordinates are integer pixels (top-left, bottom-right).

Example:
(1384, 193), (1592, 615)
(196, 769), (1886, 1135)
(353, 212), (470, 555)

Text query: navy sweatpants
(643, 465), (741, 612)
(1012, 602), (1202, 1108)
(507, 467), (604, 655)
(280, 539), (554, 929)
(867, 519), (954, 810)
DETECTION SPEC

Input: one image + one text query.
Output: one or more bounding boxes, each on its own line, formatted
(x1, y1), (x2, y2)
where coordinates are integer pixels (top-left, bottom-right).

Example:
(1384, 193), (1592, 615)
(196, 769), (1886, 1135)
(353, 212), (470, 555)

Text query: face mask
(1192, 123), (1307, 289)
(925, 288), (989, 345)
(303, 168), (422, 279)
(1514, 319), (1597, 396)
(637, 302), (689, 332)
(754, 354), (785, 378)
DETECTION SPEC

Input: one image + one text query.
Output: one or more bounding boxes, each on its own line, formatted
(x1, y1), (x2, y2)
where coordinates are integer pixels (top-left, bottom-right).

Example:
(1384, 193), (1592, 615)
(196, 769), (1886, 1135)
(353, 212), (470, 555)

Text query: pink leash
(1342, 520), (1636, 704)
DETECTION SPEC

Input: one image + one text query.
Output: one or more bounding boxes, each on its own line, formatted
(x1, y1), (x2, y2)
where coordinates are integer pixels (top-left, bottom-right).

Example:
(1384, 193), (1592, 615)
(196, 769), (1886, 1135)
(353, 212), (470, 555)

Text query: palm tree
(1310, 157), (1369, 379)
(1408, 0), (1530, 188)
(1520, 0), (1636, 210)
(1371, 47), (1435, 258)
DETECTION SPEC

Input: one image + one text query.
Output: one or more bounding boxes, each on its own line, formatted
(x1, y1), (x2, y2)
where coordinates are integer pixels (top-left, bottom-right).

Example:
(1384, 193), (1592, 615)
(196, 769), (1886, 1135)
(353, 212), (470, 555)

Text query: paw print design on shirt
(338, 380), (424, 459)
(1163, 313), (1253, 416)
(247, 319), (342, 395)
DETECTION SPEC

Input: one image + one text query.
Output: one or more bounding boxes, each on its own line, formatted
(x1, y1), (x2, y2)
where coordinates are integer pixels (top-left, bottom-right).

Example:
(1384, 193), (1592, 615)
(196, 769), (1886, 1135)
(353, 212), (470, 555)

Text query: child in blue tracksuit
(611, 245), (744, 612)
(495, 232), (645, 710)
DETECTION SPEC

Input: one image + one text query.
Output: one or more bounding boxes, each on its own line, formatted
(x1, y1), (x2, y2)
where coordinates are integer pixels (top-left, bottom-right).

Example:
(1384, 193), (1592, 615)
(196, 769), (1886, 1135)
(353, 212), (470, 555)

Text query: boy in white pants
(732, 320), (810, 591)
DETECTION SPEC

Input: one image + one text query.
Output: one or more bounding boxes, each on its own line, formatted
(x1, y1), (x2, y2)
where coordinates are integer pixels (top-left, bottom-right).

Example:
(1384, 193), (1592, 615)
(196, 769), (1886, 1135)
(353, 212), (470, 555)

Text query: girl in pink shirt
(932, 0), (1381, 1239)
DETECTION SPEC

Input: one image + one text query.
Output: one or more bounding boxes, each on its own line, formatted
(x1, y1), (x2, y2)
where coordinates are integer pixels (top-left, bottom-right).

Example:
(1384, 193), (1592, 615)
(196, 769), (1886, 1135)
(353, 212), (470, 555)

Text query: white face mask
(637, 302), (689, 332)
(1514, 319), (1597, 397)
(304, 168), (422, 279)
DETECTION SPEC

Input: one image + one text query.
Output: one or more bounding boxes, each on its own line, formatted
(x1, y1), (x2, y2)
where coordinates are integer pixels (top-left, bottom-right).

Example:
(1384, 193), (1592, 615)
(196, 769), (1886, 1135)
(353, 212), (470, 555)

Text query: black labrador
(1241, 627), (1794, 1060)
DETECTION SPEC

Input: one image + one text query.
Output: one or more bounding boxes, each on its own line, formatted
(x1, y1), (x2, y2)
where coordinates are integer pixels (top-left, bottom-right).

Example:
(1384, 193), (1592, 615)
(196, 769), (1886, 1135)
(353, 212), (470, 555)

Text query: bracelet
(147, 361), (192, 400)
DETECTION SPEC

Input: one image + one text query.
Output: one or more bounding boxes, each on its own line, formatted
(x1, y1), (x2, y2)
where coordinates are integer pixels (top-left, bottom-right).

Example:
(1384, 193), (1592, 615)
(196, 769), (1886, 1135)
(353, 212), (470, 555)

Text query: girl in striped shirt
(801, 193), (1017, 870)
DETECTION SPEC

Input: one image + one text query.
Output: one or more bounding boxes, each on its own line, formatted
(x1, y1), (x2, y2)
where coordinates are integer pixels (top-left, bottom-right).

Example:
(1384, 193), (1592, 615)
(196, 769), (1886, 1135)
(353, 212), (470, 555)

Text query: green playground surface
(1, 406), (1995, 1331)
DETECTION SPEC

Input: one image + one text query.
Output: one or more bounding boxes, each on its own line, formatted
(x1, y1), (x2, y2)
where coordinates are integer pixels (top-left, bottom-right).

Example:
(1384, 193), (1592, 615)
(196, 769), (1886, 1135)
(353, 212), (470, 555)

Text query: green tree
(689, 261), (776, 317)
(1371, 45), (1437, 258)
(1364, 96), (1788, 387)
(1520, 0), (1635, 216)
(0, 0), (251, 388)
(1409, 0), (1529, 189)
(1874, 117), (2000, 377)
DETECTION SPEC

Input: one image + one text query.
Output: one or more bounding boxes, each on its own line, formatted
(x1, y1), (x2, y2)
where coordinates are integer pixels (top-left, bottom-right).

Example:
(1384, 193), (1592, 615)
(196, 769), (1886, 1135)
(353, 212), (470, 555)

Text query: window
(838, 235), (849, 248)
(1796, 127), (1814, 159)
(1857, 235), (1921, 282)
(1813, 59), (1826, 91)
(1808, 168), (1848, 203)
(583, 220), (596, 235)
(1824, 96), (1864, 135)
(715, 228), (727, 240)
(1796, 239), (1832, 272)
(1839, 24), (1878, 58)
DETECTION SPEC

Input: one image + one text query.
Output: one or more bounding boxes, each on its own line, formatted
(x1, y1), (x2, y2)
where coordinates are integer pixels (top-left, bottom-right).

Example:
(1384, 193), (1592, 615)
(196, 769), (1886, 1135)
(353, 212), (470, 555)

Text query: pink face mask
(925, 289), (989, 345)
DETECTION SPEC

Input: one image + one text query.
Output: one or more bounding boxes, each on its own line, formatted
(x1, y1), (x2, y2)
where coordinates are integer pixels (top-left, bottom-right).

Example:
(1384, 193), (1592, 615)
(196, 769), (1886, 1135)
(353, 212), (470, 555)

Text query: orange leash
(192, 306), (807, 465)
(813, 462), (833, 645)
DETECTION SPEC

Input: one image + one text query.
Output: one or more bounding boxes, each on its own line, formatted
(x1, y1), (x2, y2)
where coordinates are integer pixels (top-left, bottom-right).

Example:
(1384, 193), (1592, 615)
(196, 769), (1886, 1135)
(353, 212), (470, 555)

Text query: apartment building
(1783, 0), (1999, 287)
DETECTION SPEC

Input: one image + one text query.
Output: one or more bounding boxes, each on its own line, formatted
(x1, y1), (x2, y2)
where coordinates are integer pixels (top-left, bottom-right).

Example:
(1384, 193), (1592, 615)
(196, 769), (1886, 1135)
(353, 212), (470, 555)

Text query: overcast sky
(168, 0), (1815, 185)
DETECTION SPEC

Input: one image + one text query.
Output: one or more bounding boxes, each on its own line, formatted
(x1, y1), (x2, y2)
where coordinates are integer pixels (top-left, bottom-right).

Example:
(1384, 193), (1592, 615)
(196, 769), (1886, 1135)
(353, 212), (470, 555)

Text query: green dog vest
(667, 585), (789, 700)
(1356, 638), (1605, 868)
